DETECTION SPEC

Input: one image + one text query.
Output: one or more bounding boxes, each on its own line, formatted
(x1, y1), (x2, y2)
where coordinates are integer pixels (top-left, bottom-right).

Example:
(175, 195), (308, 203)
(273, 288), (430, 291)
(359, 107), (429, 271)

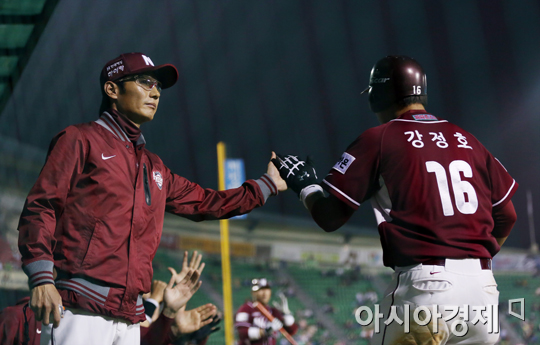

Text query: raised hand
(172, 251), (205, 284)
(175, 303), (217, 335)
(149, 279), (167, 304)
(267, 152), (288, 192)
(162, 267), (202, 317)
(272, 292), (291, 315)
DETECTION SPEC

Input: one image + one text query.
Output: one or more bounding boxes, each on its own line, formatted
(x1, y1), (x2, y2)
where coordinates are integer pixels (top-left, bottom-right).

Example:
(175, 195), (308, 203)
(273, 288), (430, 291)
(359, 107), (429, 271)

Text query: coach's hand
(30, 283), (63, 328)
(267, 152), (287, 192)
(271, 154), (319, 196)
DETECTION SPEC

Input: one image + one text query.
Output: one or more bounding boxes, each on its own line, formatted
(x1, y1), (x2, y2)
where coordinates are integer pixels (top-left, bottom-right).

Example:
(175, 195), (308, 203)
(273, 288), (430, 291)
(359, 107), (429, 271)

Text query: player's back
(374, 111), (516, 266)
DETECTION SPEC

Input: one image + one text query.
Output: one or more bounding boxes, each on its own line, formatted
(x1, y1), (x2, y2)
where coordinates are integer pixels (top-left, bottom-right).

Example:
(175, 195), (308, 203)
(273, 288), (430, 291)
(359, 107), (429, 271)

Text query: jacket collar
(396, 109), (440, 121)
(96, 111), (146, 146)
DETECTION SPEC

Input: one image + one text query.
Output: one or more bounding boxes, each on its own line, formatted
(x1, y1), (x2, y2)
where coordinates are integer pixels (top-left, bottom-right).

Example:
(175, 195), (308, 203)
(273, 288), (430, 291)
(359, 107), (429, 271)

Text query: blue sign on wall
(225, 158), (247, 219)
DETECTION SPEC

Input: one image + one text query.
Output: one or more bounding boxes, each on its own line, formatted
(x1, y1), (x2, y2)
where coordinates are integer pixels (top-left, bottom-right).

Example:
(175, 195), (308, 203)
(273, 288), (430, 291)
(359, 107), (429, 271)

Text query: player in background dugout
(17, 52), (287, 345)
(235, 278), (298, 345)
(274, 55), (517, 345)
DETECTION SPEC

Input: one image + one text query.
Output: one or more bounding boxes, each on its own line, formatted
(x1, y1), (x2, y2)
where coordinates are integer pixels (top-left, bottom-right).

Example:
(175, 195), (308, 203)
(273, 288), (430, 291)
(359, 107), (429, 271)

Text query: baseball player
(235, 278), (298, 345)
(17, 52), (287, 345)
(274, 56), (518, 345)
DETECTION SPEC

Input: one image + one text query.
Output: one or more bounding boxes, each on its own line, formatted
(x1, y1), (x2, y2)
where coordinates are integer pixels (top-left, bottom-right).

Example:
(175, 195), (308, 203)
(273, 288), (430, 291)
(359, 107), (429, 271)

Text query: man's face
(252, 288), (272, 305)
(113, 74), (161, 125)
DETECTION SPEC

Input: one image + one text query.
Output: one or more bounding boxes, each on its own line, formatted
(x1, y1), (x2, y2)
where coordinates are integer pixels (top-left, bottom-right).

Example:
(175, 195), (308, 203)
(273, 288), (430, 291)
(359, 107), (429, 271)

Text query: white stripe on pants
(40, 308), (140, 345)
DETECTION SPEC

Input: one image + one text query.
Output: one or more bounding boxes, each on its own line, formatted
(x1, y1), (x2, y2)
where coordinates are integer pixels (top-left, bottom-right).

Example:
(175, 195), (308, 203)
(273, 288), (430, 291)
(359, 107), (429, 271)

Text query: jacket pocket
(143, 163), (151, 206)
(81, 218), (101, 269)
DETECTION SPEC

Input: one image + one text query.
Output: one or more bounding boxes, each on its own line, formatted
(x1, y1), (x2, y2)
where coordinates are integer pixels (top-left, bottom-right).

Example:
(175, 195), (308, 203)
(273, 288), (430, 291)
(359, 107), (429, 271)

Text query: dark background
(1, 0), (538, 248)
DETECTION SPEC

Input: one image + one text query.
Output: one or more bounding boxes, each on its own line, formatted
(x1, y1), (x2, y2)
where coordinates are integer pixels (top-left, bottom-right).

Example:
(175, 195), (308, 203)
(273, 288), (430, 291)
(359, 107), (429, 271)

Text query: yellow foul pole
(217, 141), (234, 345)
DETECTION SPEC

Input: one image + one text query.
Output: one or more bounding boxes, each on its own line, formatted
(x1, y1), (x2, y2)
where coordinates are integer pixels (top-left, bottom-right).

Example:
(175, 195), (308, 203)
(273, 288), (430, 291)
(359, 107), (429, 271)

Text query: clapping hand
(162, 267), (202, 318)
(174, 303), (217, 334)
(175, 250), (205, 283)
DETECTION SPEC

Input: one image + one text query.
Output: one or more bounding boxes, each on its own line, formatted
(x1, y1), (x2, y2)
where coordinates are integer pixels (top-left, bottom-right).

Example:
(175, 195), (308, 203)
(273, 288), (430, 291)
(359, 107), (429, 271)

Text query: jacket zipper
(143, 163), (151, 206)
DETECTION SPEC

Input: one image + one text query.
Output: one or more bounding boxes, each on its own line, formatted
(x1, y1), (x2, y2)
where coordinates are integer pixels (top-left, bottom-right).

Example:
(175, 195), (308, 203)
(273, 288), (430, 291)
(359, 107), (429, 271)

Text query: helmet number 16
(426, 160), (478, 216)
(413, 85), (422, 95)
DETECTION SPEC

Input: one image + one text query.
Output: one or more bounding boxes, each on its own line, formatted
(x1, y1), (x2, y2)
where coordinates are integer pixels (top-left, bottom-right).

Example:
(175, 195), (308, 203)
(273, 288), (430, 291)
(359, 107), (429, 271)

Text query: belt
(423, 258), (492, 270)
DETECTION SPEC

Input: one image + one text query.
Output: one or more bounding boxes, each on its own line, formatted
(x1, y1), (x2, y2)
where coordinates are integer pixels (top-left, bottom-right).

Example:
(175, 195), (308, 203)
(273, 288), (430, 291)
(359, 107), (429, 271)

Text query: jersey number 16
(426, 160), (478, 216)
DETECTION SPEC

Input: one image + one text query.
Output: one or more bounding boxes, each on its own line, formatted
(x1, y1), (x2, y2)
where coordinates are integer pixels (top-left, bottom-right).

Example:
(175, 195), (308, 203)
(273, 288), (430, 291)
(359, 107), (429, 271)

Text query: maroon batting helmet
(362, 56), (427, 113)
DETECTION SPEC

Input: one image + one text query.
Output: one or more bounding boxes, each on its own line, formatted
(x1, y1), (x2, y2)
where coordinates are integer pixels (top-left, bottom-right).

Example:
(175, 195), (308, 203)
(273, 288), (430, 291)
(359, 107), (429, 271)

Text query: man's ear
(104, 81), (119, 100)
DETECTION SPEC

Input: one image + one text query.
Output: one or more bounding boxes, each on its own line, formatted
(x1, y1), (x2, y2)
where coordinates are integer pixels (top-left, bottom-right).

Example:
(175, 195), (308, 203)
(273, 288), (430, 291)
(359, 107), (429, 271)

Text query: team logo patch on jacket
(153, 171), (163, 190)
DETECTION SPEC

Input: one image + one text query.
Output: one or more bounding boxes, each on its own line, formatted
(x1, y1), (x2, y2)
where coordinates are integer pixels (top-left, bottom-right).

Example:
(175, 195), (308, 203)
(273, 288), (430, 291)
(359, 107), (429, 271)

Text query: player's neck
(395, 104), (425, 117)
(377, 103), (426, 124)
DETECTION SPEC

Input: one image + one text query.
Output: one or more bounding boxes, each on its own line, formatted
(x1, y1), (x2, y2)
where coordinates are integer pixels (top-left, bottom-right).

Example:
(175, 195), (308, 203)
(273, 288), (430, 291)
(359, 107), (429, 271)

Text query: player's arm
(305, 192), (355, 232)
(140, 311), (174, 345)
(492, 200), (517, 247)
(18, 126), (86, 328)
(484, 151), (519, 247)
(235, 310), (265, 342)
(274, 131), (382, 233)
(272, 294), (299, 336)
(272, 154), (358, 232)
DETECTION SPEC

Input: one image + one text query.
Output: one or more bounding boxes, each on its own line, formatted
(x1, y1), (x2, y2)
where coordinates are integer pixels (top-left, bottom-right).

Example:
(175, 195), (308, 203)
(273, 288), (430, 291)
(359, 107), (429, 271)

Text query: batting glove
(271, 154), (319, 196)
(264, 318), (283, 336)
(272, 292), (291, 315)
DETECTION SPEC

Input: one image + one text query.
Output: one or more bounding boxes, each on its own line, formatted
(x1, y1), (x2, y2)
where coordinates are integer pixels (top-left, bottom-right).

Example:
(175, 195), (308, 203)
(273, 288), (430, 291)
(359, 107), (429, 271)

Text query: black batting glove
(179, 314), (222, 343)
(195, 314), (221, 339)
(271, 154), (318, 196)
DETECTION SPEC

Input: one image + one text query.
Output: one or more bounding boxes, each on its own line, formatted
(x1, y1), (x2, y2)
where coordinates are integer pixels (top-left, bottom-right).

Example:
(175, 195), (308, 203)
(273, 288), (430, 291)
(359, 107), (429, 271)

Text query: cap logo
(106, 61), (125, 78)
(142, 55), (154, 66)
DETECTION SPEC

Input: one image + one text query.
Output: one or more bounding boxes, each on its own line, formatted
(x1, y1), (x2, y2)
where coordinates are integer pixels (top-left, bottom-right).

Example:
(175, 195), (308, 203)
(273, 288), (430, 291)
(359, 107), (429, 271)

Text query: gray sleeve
(23, 260), (55, 288)
(254, 174), (278, 203)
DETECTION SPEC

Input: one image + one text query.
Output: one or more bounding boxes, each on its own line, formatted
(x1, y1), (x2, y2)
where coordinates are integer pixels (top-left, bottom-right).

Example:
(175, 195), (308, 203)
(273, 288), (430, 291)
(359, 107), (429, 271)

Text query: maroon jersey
(323, 110), (518, 268)
(235, 301), (297, 345)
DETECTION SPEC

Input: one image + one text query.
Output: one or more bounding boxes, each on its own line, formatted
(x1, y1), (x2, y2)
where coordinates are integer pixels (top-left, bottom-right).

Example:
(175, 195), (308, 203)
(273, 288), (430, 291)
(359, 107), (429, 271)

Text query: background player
(235, 278), (298, 345)
(274, 55), (518, 344)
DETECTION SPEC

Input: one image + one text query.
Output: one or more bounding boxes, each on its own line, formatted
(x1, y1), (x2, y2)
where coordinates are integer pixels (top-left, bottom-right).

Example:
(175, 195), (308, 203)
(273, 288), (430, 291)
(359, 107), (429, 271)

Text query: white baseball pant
(370, 258), (499, 345)
(40, 308), (140, 345)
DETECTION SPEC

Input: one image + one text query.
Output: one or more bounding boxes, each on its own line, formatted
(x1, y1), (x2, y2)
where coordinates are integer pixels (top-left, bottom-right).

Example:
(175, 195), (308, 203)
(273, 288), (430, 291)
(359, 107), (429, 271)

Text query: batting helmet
(251, 278), (271, 291)
(362, 55), (427, 113)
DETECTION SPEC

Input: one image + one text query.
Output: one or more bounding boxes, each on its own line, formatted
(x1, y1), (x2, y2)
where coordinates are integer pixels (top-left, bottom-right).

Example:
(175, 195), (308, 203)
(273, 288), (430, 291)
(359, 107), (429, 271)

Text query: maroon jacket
(18, 111), (277, 323)
(0, 297), (40, 345)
